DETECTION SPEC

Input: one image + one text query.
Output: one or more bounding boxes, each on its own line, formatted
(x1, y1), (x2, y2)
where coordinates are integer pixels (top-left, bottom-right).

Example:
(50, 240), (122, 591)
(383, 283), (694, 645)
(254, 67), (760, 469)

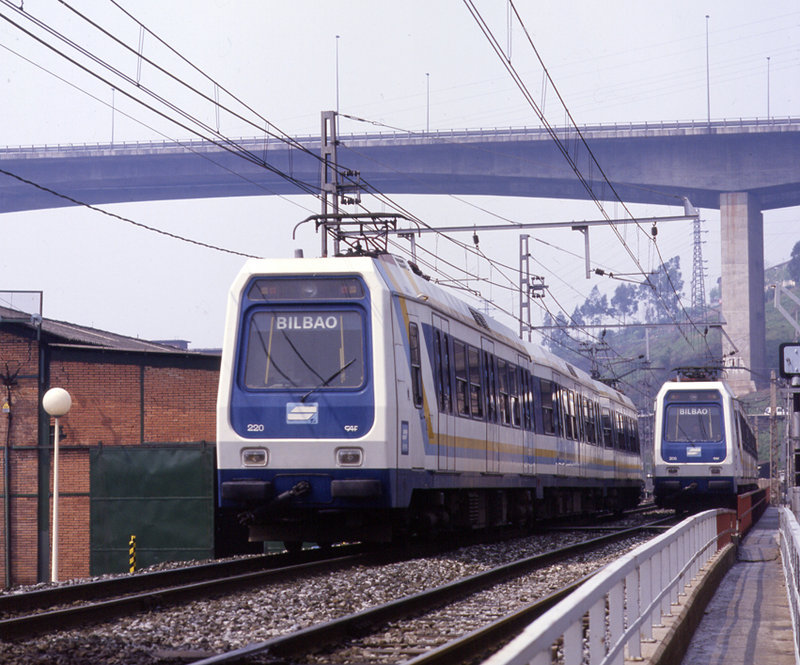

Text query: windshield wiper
(253, 323), (297, 387)
(301, 358), (357, 402)
(282, 330), (325, 382)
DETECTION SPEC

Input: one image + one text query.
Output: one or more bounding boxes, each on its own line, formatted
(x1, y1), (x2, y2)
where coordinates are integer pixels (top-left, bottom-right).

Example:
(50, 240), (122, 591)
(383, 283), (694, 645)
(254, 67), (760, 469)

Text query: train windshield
(664, 403), (723, 443)
(243, 310), (365, 391)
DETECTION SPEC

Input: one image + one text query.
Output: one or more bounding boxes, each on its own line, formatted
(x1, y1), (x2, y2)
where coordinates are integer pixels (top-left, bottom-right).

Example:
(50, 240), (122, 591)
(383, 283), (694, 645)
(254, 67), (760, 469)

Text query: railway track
(0, 526), (587, 642)
(0, 545), (372, 640)
(0, 509), (674, 664)
(186, 517), (675, 665)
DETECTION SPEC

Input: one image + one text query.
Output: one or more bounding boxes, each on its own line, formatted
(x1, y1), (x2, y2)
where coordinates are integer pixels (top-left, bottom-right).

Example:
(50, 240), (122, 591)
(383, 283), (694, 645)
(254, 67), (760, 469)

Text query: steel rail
(187, 519), (675, 665)
(0, 546), (371, 640)
(0, 545), (369, 616)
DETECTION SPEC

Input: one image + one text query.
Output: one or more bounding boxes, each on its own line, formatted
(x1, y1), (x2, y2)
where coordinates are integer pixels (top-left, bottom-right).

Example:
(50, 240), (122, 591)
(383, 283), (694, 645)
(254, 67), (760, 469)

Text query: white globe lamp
(43, 387), (71, 582)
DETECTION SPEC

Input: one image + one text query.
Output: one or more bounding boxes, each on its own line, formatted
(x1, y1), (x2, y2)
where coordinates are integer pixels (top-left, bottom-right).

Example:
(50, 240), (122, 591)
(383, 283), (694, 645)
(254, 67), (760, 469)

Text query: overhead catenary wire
(0, 167), (260, 259)
(57, 0), (364, 191)
(0, 2), (323, 198)
(6, 3), (708, 370)
(0, 41), (319, 217)
(463, 0), (711, 359)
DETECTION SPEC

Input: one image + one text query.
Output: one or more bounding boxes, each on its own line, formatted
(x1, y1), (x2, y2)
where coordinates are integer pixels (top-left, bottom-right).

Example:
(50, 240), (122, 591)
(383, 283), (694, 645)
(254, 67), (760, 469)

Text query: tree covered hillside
(540, 246), (800, 463)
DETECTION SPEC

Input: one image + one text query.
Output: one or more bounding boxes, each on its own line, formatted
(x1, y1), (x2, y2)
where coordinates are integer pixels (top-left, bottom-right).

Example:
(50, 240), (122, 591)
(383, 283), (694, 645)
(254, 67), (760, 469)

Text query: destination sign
(275, 315), (339, 330)
(678, 407), (710, 416)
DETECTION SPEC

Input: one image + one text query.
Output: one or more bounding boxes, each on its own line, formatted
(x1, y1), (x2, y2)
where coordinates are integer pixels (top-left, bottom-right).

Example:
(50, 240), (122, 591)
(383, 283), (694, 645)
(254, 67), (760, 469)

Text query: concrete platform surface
(679, 506), (797, 665)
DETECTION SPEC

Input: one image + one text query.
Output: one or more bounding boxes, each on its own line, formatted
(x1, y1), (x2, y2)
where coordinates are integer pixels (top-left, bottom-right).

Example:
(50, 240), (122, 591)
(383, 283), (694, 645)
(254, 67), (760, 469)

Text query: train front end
(652, 381), (737, 510)
(216, 257), (394, 549)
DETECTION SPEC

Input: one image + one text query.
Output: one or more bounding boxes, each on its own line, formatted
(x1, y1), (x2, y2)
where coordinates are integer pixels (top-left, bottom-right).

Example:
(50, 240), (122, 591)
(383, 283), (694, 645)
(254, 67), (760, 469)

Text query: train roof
(235, 254), (633, 407)
(655, 379), (736, 399)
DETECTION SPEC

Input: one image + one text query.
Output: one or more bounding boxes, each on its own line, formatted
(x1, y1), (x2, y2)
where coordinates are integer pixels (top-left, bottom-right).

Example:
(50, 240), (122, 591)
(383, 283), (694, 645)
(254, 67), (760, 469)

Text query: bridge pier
(720, 192), (766, 395)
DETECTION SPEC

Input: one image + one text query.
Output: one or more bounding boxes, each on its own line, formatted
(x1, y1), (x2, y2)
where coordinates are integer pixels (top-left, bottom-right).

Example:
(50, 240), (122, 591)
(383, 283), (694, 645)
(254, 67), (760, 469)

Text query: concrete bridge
(2, 117), (799, 393)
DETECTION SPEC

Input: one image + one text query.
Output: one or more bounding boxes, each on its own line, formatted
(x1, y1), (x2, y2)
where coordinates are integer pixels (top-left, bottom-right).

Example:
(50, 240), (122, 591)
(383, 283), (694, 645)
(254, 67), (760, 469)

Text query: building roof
(0, 305), (218, 356)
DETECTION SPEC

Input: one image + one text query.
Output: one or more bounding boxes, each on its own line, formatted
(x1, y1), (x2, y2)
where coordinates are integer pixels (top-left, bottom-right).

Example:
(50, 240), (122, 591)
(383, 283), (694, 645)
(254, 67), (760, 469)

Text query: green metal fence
(90, 444), (215, 575)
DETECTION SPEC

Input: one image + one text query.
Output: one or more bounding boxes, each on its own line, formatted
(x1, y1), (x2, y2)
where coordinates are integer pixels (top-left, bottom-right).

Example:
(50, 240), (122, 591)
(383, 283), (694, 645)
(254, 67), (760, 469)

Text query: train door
(482, 338), (500, 473)
(400, 311), (426, 470)
(433, 315), (456, 472)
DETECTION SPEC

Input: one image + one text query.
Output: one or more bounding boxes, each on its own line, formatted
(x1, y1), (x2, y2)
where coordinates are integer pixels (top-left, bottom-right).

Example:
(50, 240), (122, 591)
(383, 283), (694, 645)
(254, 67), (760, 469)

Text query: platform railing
(484, 509), (736, 665)
(779, 507), (800, 664)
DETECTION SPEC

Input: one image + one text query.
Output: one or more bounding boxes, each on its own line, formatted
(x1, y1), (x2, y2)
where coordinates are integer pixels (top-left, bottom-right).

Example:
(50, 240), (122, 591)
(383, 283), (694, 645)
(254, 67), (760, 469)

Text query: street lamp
(335, 35), (340, 114)
(426, 73), (430, 133)
(43, 387), (71, 583)
(767, 56), (771, 121)
(705, 15), (710, 125)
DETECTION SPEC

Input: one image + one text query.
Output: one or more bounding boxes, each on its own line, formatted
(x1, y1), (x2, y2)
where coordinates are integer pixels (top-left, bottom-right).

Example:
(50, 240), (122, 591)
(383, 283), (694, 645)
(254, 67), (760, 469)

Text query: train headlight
(336, 447), (363, 467)
(667, 467), (679, 474)
(241, 447), (268, 467)
(710, 467), (721, 475)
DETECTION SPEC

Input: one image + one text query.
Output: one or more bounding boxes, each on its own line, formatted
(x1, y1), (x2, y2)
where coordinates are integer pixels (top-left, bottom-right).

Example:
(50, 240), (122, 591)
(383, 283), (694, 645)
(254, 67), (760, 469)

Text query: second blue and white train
(652, 375), (758, 510)
(216, 252), (644, 549)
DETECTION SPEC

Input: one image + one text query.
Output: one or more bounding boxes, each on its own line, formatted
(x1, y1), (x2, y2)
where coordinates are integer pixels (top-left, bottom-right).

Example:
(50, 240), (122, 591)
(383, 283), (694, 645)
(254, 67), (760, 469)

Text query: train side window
(519, 371), (528, 430)
(454, 341), (469, 416)
(738, 412), (756, 457)
(601, 408), (613, 448)
(574, 393), (584, 441)
(442, 334), (453, 414)
(408, 322), (423, 407)
(484, 351), (498, 423)
(626, 416), (639, 452)
(586, 399), (599, 446)
(631, 416), (640, 452)
(468, 346), (483, 419)
(432, 329), (453, 414)
(520, 371), (531, 430)
(615, 412), (626, 449)
(509, 365), (521, 427)
(583, 398), (596, 445)
(433, 330), (444, 411)
(525, 371), (535, 431)
(570, 391), (579, 440)
(497, 359), (510, 425)
(540, 379), (556, 435)
(563, 389), (574, 439)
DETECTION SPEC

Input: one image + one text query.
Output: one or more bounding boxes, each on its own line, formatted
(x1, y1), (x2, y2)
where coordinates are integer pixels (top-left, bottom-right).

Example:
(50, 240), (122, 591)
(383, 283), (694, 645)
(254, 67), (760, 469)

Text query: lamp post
(705, 15), (710, 125)
(426, 72), (430, 133)
(335, 35), (340, 114)
(43, 387), (71, 583)
(767, 56), (771, 121)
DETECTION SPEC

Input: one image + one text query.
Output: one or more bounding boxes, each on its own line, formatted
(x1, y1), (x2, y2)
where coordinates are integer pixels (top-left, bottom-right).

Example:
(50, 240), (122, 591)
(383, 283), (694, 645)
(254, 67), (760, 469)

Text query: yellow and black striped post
(128, 534), (136, 573)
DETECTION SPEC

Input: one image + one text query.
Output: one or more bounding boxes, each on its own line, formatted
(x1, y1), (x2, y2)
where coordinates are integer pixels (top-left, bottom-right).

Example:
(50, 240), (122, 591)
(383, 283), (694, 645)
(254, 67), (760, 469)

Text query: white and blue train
(652, 377), (758, 510)
(216, 253), (643, 549)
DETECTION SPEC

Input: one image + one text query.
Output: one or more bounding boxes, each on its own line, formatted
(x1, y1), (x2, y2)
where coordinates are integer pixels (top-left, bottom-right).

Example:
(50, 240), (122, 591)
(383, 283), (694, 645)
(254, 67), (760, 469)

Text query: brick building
(0, 306), (221, 587)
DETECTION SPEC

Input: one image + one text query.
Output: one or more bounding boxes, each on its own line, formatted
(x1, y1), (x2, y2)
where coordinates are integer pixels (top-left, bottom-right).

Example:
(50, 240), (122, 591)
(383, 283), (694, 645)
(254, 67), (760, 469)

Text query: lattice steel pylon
(690, 216), (707, 312)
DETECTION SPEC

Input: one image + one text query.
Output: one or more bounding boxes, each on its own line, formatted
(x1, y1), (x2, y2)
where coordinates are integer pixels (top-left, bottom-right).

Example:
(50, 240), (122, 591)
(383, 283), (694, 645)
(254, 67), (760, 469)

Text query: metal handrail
(484, 509), (735, 665)
(779, 507), (800, 664)
(2, 117), (800, 154)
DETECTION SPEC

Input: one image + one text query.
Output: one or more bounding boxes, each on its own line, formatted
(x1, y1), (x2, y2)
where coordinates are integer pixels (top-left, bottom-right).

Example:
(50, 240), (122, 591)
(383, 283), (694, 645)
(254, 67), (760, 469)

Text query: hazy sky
(1, 1), (798, 348)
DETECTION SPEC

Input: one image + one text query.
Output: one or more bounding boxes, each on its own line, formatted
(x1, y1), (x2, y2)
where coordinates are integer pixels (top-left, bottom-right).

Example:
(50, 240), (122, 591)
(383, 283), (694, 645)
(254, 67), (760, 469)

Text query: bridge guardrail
(484, 509), (736, 665)
(3, 116), (800, 153)
(780, 506), (800, 663)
